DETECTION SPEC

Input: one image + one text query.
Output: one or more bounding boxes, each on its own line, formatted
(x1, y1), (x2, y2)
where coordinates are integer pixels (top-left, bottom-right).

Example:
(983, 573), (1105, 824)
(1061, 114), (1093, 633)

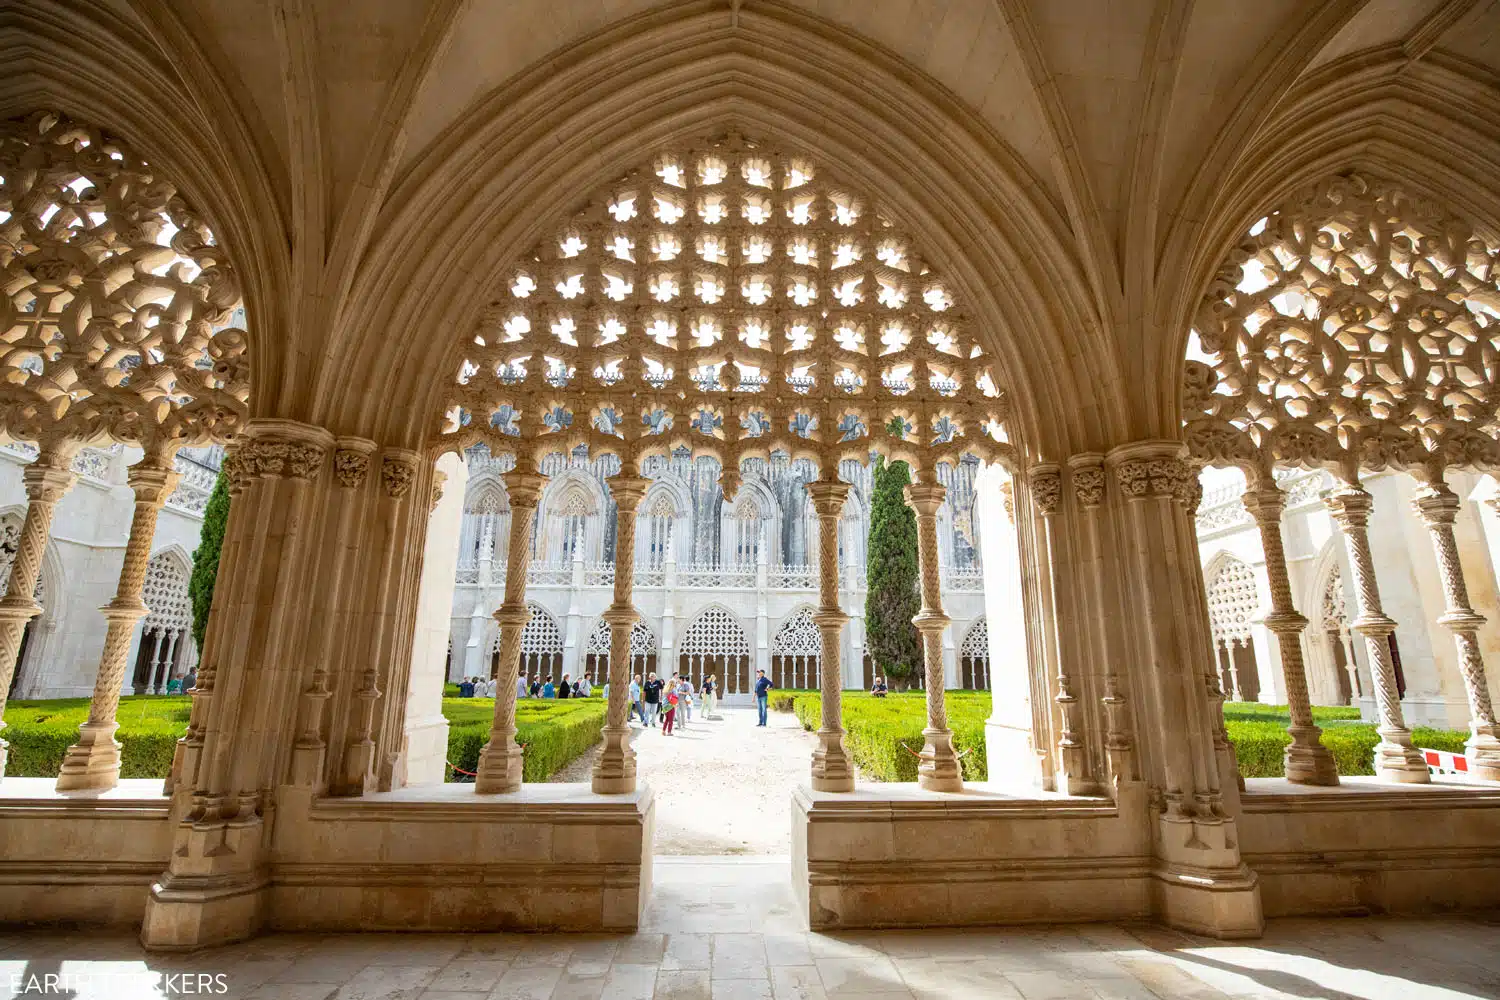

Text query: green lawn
(1, 693), (606, 783)
(775, 692), (1470, 781)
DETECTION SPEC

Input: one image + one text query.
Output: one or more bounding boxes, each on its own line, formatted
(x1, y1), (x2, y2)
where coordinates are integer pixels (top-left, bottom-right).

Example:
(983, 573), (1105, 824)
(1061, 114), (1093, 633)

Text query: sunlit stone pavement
(3, 857), (1499, 999)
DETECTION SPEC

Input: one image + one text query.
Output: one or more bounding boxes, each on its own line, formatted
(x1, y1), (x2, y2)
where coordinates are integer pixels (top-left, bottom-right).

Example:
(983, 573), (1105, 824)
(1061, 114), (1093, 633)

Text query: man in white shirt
(516, 673), (528, 700)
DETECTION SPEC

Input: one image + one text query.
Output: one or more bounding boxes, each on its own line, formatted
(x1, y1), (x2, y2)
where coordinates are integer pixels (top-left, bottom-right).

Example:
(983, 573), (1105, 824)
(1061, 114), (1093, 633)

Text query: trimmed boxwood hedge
(786, 690), (991, 782)
(2, 696), (191, 778)
(442, 697), (606, 782)
(3, 694), (605, 784)
(778, 693), (1471, 781)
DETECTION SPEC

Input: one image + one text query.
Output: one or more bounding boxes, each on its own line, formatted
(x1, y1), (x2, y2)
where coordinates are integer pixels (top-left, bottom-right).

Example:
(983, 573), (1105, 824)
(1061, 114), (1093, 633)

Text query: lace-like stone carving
(142, 553), (192, 633)
(679, 606), (750, 656)
(772, 606), (822, 656)
(0, 111), (249, 450)
(1114, 458), (1193, 502)
(586, 617), (656, 655)
(1205, 556), (1258, 644)
(437, 131), (1014, 474)
(1073, 467), (1105, 508)
(1185, 172), (1500, 477)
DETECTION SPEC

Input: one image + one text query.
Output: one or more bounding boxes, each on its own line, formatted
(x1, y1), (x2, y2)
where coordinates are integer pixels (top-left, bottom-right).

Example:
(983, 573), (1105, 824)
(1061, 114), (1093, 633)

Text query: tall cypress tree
(188, 470), (230, 655)
(865, 453), (922, 689)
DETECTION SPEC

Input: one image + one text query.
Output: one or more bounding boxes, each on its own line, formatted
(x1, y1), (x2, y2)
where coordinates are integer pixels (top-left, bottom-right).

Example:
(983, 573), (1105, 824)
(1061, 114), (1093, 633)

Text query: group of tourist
(453, 672), (597, 699)
(629, 671), (706, 734)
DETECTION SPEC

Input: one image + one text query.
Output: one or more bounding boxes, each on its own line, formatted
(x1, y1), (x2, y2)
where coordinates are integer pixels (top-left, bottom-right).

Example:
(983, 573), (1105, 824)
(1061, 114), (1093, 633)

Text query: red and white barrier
(1421, 747), (1469, 775)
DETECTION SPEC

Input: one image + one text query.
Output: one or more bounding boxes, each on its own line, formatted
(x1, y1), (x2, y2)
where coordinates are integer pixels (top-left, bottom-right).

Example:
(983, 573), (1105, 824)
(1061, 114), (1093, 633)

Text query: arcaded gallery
(2, 1), (1500, 997)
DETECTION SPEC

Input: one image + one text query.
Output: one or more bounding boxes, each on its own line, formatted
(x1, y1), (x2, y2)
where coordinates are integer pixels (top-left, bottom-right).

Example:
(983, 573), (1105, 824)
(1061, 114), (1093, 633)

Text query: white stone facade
(1195, 466), (1500, 731)
(447, 446), (990, 693)
(0, 442), (221, 699)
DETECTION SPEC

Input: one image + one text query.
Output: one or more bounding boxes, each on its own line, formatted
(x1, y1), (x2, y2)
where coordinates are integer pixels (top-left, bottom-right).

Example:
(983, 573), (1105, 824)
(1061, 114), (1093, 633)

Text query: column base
(474, 738), (524, 794)
(918, 728), (963, 793)
(141, 816), (267, 951)
(55, 724), (122, 791)
(592, 724), (637, 794)
(1466, 733), (1500, 781)
(1374, 738), (1432, 784)
(1283, 739), (1339, 786)
(1153, 812), (1264, 939)
(810, 731), (855, 793)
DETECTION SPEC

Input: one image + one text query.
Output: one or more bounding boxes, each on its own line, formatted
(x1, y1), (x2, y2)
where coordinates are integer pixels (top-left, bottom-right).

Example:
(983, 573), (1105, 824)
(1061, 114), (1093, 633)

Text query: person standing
(629, 674), (643, 725)
(643, 672), (661, 727)
(580, 673), (594, 697)
(701, 674), (717, 720)
(676, 676), (693, 729)
(529, 675), (542, 698)
(557, 673), (572, 699)
(183, 667), (197, 692)
(542, 676), (556, 698)
(662, 684), (678, 735)
(517, 671), (529, 700)
(459, 676), (475, 698)
(754, 668), (773, 726)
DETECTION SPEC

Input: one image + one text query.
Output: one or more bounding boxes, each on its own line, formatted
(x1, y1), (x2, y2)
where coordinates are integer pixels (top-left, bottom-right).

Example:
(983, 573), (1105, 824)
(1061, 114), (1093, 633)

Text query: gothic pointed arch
(431, 128), (1016, 485)
(959, 616), (991, 691)
(678, 603), (753, 696)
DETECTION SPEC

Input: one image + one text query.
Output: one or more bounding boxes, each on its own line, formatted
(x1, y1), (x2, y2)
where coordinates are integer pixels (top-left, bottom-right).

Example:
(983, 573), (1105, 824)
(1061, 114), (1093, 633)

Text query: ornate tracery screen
(771, 606), (821, 689)
(1184, 172), (1500, 478)
(959, 616), (990, 690)
(134, 553), (192, 692)
(678, 606), (751, 695)
(584, 617), (657, 679)
(491, 601), (563, 681)
(0, 111), (249, 453)
(436, 132), (1013, 479)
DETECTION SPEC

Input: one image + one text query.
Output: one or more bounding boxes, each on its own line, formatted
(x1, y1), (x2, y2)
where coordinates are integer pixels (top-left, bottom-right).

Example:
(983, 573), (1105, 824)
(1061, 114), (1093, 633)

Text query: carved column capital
(1068, 454), (1106, 510)
(1027, 465), (1061, 516)
(1321, 485), (1373, 528)
(381, 450), (420, 499)
(242, 419), (335, 480)
(999, 480), (1015, 524)
(903, 481), (946, 515)
(21, 463), (78, 504)
(1410, 481), (1460, 525)
(501, 466), (548, 510)
(333, 438), (376, 489)
(1240, 483), (1286, 523)
(608, 474), (652, 513)
(125, 462), (182, 507)
(1112, 456), (1194, 506)
(805, 478), (851, 517)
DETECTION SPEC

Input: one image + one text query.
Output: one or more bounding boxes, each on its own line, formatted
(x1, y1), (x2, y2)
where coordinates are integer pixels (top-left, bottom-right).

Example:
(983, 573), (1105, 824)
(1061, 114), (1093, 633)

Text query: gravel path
(550, 702), (820, 855)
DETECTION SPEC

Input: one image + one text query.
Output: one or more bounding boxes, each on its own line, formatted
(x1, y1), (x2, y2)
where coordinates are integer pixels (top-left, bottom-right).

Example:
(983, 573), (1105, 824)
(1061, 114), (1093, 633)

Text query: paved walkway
(4, 860), (1498, 998)
(551, 705), (818, 856)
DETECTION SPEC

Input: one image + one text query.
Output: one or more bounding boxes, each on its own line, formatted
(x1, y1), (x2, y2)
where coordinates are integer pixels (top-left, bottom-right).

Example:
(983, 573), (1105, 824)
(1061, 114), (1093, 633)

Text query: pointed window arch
(959, 617), (990, 690)
(678, 605), (751, 694)
(132, 551), (193, 694)
(771, 606), (821, 690)
(492, 602), (564, 681)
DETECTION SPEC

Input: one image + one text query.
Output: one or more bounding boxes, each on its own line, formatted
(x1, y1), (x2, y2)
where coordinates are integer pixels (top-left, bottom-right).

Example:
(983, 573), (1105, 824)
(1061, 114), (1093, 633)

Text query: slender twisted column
(593, 475), (648, 793)
(905, 481), (962, 791)
(57, 461), (181, 790)
(1322, 486), (1429, 782)
(0, 451), (78, 778)
(807, 478), (854, 791)
(1412, 481), (1500, 780)
(1241, 482), (1338, 785)
(475, 461), (547, 793)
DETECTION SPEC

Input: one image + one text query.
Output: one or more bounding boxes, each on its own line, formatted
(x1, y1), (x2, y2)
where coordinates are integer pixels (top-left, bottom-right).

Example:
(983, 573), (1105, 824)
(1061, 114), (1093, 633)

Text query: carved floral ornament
(0, 111), (250, 453)
(435, 131), (1015, 480)
(1183, 172), (1500, 482)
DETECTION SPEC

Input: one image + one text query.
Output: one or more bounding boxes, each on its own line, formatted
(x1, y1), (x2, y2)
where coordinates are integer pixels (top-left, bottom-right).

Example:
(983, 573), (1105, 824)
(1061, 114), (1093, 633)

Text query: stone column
(1241, 482), (1339, 785)
(1028, 465), (1095, 793)
(475, 459), (547, 793)
(905, 480), (962, 791)
(594, 474), (647, 793)
(1412, 480), (1500, 780)
(57, 461), (181, 789)
(0, 449), (77, 778)
(1322, 485), (1429, 782)
(806, 478), (854, 791)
